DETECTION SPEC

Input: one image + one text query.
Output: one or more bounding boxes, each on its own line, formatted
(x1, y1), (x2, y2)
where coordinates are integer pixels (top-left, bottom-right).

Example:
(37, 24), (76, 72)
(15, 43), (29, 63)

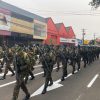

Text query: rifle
(36, 46), (51, 72)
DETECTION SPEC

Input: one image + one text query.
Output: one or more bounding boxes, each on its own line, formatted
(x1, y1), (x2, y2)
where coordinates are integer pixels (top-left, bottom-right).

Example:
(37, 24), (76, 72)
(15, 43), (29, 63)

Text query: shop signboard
(10, 17), (33, 35)
(60, 38), (76, 43)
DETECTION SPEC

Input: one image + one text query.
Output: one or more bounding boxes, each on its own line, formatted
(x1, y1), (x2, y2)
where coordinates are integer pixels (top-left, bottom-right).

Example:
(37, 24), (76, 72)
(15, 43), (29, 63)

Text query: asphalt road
(0, 59), (100, 100)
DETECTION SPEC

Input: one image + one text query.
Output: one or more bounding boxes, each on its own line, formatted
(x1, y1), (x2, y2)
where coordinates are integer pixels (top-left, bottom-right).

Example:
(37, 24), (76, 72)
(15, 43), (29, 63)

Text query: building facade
(0, 1), (76, 46)
(0, 1), (47, 45)
(44, 18), (59, 45)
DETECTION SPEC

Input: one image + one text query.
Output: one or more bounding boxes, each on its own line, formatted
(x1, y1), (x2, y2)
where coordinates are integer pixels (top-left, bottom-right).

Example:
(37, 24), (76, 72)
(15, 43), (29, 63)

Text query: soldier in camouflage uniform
(61, 47), (69, 81)
(24, 47), (36, 83)
(96, 47), (100, 59)
(55, 46), (61, 72)
(1, 47), (15, 80)
(12, 47), (30, 100)
(80, 47), (88, 68)
(0, 47), (3, 73)
(41, 47), (54, 94)
(0, 46), (4, 71)
(70, 47), (81, 74)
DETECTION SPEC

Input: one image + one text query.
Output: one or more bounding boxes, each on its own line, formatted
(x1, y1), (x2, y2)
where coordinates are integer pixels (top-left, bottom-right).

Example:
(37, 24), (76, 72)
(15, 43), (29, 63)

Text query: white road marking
(0, 64), (55, 76)
(0, 64), (79, 89)
(0, 81), (16, 88)
(0, 65), (42, 75)
(87, 74), (99, 88)
(31, 70), (79, 97)
(31, 79), (63, 97)
(0, 71), (12, 77)
(0, 66), (61, 88)
(76, 94), (84, 100)
(34, 65), (42, 68)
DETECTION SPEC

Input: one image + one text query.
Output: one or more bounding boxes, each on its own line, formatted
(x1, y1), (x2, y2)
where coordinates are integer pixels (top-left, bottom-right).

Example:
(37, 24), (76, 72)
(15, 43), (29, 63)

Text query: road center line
(87, 74), (99, 88)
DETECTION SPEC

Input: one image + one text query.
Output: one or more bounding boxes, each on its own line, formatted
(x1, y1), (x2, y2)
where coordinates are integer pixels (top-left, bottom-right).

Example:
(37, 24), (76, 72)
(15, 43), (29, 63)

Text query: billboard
(34, 20), (47, 39)
(10, 17), (33, 35)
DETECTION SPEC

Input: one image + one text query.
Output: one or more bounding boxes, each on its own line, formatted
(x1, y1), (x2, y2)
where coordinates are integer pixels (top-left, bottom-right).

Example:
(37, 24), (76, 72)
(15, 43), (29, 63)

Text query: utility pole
(82, 29), (86, 45)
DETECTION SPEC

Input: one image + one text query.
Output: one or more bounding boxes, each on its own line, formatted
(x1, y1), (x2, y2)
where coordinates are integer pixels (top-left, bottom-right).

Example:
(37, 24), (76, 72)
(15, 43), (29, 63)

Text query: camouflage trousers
(3, 61), (14, 78)
(12, 72), (30, 100)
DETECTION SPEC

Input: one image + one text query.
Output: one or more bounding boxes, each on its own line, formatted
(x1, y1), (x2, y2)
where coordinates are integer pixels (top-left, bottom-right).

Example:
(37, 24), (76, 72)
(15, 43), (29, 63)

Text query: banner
(60, 38), (76, 43)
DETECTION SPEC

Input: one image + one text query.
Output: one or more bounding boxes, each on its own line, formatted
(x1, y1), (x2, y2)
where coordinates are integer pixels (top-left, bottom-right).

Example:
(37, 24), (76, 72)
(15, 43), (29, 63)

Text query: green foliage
(89, 0), (100, 8)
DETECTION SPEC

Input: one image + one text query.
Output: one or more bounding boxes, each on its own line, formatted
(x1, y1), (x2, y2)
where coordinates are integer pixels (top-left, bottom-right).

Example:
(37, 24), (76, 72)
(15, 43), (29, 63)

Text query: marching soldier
(24, 48), (36, 83)
(61, 47), (69, 81)
(12, 46), (30, 100)
(41, 47), (54, 94)
(1, 47), (15, 80)
(80, 47), (88, 68)
(0, 47), (3, 73)
(70, 47), (81, 74)
(55, 46), (61, 72)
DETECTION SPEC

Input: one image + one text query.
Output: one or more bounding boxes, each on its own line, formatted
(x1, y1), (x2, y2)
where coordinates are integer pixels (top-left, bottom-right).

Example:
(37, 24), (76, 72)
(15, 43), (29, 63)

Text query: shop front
(60, 37), (76, 46)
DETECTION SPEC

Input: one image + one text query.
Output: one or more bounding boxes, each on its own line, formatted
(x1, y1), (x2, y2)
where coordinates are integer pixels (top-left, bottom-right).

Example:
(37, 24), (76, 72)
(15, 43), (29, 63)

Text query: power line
(31, 9), (100, 16)
(34, 12), (100, 16)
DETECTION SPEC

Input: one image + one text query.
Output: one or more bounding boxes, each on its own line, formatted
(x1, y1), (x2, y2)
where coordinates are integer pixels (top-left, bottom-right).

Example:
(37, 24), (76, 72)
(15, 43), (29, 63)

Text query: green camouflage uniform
(12, 51), (30, 100)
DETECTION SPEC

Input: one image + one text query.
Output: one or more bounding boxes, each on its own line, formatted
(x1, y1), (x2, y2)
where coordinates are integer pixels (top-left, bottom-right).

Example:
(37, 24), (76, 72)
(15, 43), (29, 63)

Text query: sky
(2, 0), (100, 40)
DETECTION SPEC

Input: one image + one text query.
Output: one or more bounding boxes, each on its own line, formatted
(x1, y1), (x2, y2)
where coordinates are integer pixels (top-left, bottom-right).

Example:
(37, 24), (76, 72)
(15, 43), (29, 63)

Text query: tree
(89, 0), (100, 8)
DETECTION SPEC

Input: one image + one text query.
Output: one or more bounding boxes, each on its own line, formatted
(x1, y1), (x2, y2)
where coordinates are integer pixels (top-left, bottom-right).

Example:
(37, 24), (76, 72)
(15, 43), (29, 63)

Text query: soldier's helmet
(45, 47), (50, 53)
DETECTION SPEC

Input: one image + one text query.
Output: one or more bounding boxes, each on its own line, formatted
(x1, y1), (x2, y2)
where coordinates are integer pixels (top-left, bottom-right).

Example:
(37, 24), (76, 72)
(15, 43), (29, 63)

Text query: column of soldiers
(0, 43), (99, 100)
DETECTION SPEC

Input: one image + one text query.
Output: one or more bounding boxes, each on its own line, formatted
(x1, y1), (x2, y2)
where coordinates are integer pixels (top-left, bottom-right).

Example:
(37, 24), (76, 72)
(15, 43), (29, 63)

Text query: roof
(55, 23), (63, 30)
(66, 26), (76, 38)
(45, 17), (51, 23)
(0, 1), (46, 23)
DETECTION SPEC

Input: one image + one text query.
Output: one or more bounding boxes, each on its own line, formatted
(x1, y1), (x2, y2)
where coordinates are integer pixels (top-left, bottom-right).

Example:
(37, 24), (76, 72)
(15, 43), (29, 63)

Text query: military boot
(61, 77), (65, 81)
(42, 88), (47, 94)
(23, 94), (30, 100)
(48, 82), (53, 86)
(30, 76), (35, 80)
(11, 73), (15, 77)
